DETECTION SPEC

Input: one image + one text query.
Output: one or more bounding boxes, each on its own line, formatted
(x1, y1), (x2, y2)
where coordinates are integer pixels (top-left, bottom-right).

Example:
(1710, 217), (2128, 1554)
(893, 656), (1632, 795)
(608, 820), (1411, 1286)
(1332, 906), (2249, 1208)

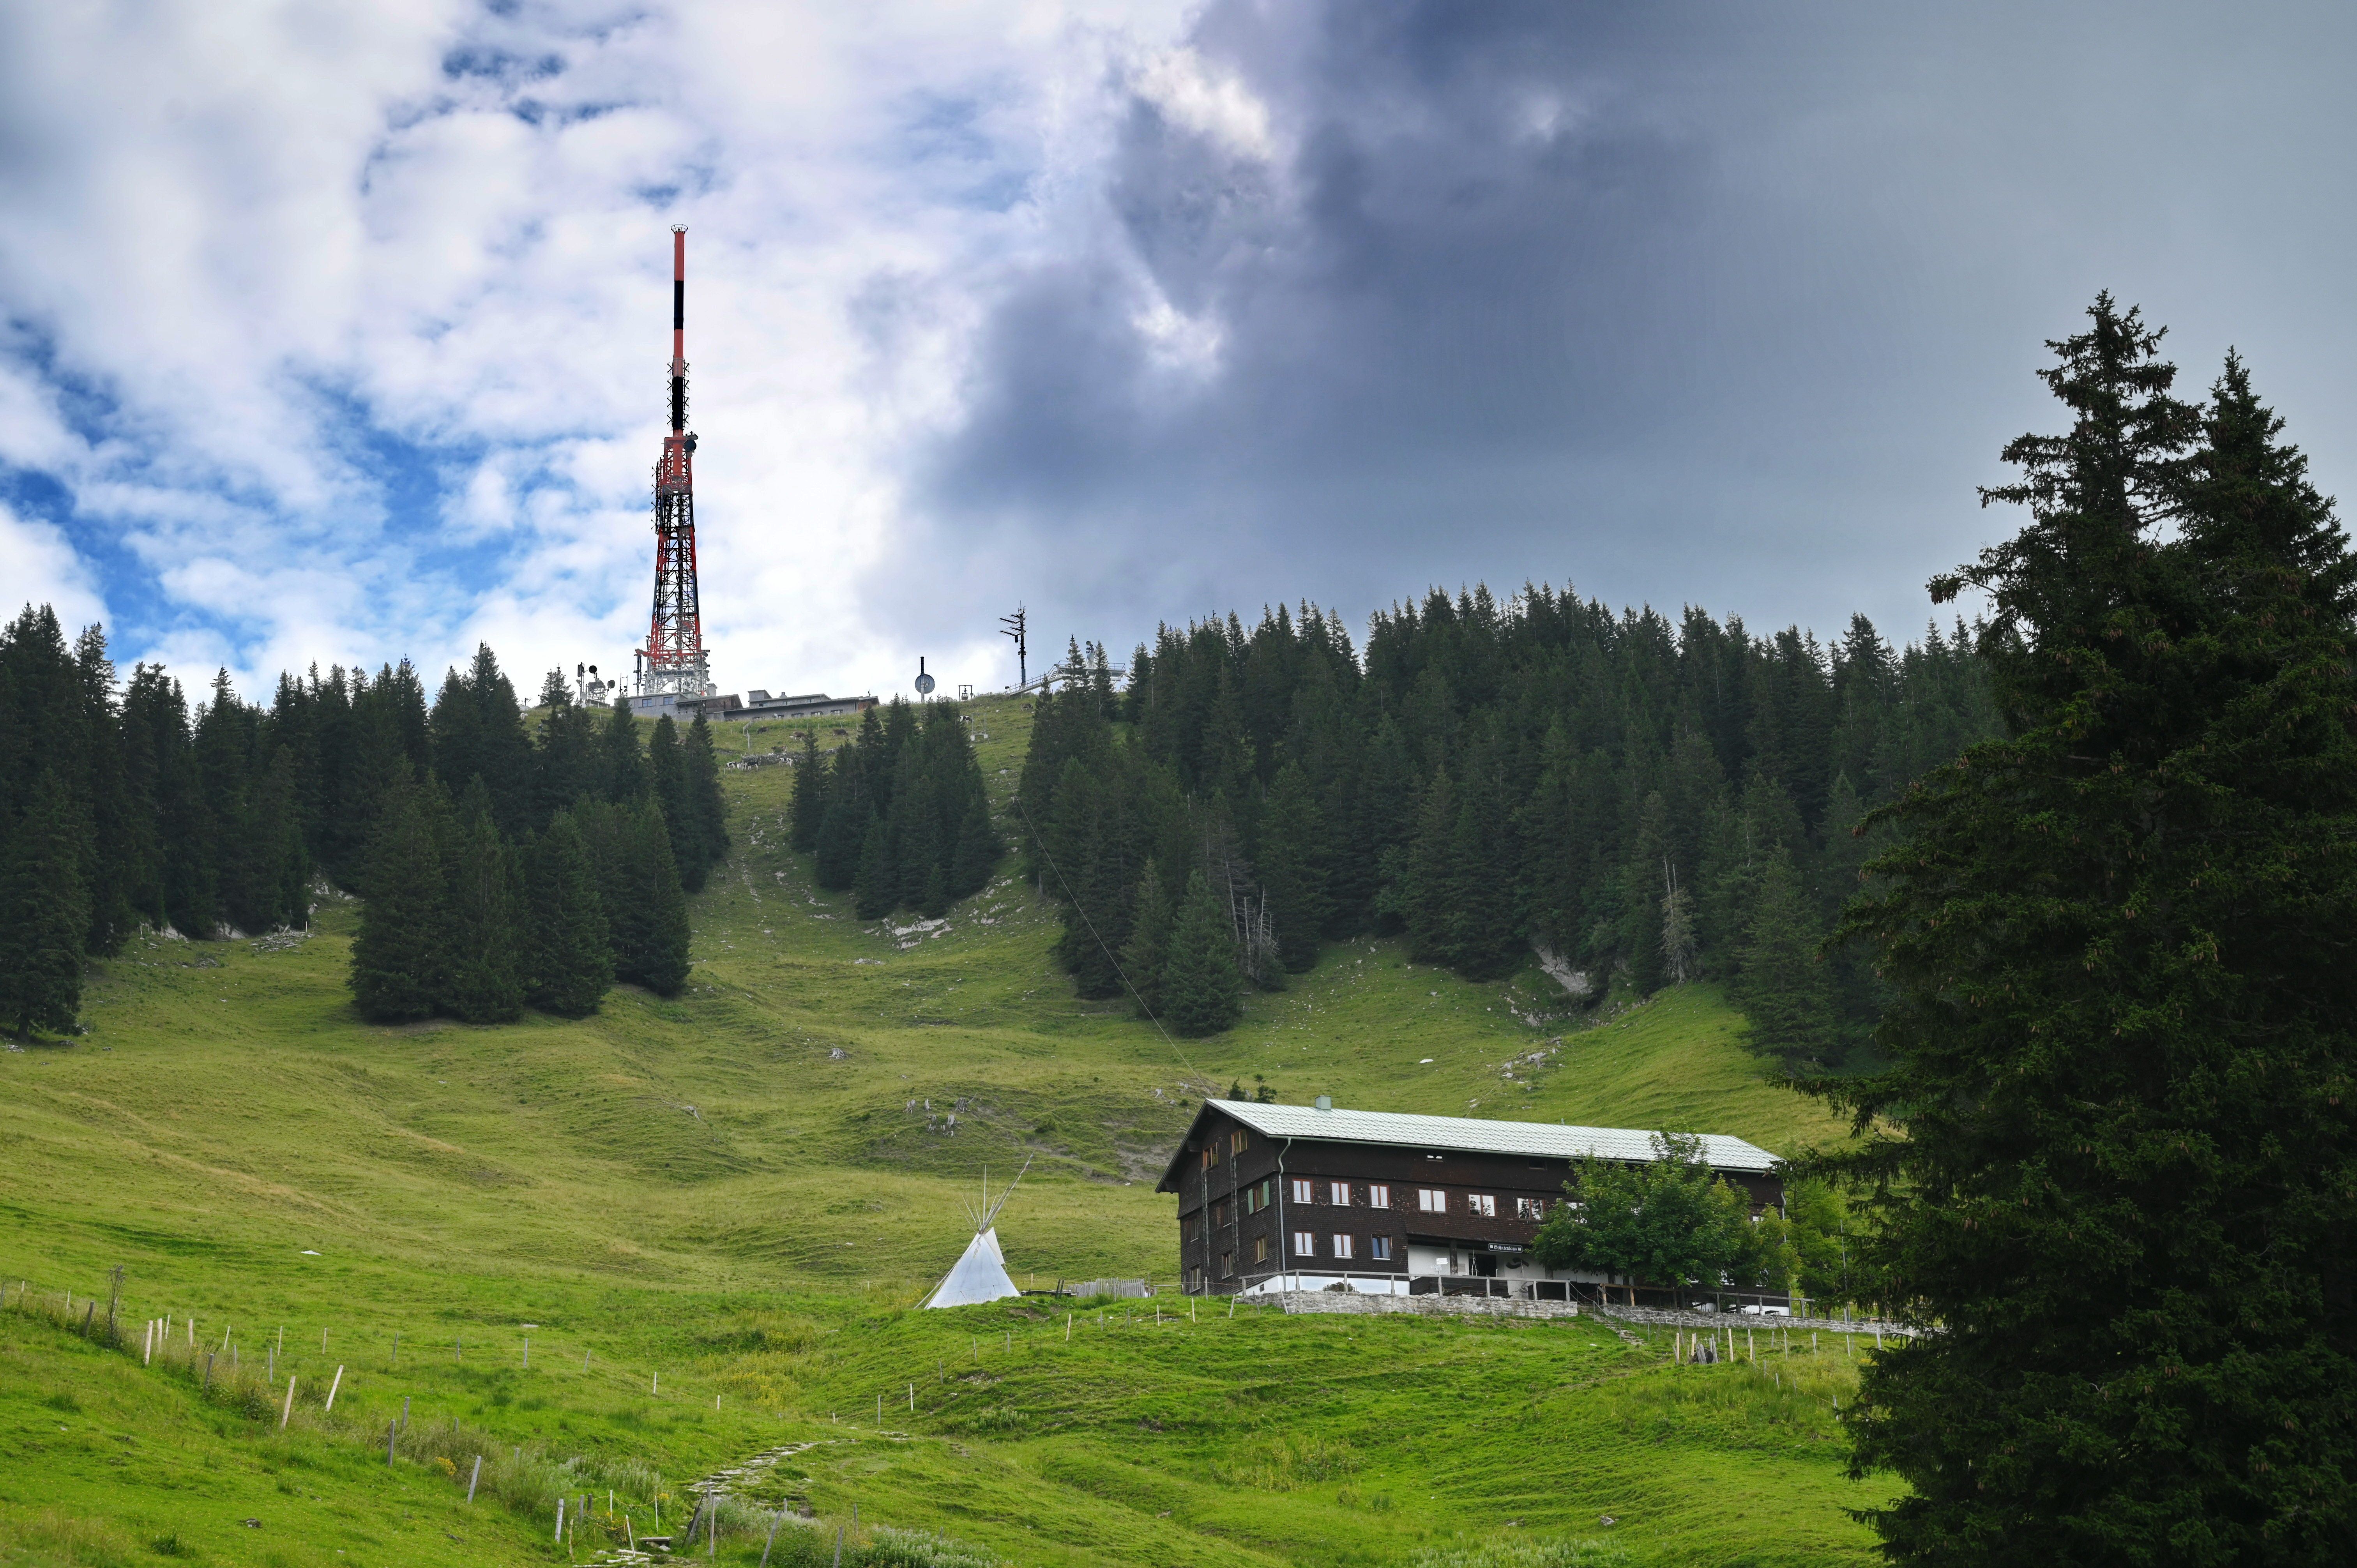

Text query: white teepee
(924, 1161), (1029, 1309)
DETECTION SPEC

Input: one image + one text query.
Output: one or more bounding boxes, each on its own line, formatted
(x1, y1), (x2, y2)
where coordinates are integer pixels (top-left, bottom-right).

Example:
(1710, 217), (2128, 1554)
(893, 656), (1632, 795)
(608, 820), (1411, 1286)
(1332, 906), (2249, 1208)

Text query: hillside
(0, 694), (1884, 1567)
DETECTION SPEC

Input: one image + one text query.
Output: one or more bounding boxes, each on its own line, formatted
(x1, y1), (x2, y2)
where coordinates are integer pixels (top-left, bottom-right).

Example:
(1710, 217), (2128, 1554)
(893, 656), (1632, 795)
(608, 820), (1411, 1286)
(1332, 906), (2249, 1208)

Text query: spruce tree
(347, 779), (444, 1022)
(648, 715), (689, 880)
(1162, 867), (1243, 1036)
(0, 770), (90, 1038)
(812, 749), (869, 890)
(1398, 770), (1461, 966)
(681, 713), (728, 884)
(1256, 761), (1330, 972)
(440, 802), (524, 1024)
(947, 785), (1000, 899)
(599, 699), (645, 803)
(620, 798), (691, 995)
(852, 813), (893, 920)
(531, 671), (601, 826)
(523, 811), (612, 1017)
(1118, 858), (1173, 1019)
(1732, 848), (1833, 1065)
(1447, 765), (1520, 980)
(1816, 300), (2357, 1563)
(789, 731), (825, 852)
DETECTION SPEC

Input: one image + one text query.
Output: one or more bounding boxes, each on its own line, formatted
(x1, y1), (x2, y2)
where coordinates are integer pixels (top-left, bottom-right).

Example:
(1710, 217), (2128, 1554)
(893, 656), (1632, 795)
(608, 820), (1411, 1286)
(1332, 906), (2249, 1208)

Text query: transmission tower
(999, 605), (1028, 689)
(635, 226), (713, 703)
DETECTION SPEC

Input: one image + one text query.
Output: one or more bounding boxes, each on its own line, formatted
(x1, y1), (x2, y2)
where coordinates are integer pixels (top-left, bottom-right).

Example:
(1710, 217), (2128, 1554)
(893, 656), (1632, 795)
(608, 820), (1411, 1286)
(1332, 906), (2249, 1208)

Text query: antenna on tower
(635, 225), (713, 708)
(999, 605), (1028, 690)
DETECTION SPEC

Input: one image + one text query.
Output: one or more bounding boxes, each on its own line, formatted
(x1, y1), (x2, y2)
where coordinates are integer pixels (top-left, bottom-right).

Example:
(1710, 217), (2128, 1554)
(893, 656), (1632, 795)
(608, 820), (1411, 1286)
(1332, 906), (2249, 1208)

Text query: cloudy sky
(3, 1), (2352, 703)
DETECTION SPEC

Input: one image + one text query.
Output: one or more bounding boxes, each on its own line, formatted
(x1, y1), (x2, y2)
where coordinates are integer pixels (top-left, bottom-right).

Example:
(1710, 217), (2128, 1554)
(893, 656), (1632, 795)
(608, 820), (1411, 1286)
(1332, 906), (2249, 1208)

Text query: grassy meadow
(0, 693), (1892, 1566)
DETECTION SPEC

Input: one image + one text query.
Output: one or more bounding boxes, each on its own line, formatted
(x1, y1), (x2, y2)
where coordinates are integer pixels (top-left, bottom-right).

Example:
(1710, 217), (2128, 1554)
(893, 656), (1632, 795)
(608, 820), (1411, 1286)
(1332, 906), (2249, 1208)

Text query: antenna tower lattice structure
(636, 226), (714, 702)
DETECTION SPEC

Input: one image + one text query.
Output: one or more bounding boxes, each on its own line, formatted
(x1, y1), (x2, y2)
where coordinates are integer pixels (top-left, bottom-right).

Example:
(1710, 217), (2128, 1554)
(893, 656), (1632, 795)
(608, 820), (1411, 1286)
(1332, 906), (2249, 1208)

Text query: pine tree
(1817, 300), (2357, 1562)
(1256, 762), (1329, 972)
(1161, 867), (1242, 1036)
(1118, 858), (1173, 1019)
(0, 770), (90, 1038)
(440, 802), (524, 1024)
(523, 811), (612, 1017)
(347, 779), (444, 1022)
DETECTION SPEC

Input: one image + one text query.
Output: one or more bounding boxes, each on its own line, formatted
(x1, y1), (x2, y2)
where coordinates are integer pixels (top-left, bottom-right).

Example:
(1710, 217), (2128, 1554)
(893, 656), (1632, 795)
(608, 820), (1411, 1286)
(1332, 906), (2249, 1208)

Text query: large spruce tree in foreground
(1817, 298), (2357, 1562)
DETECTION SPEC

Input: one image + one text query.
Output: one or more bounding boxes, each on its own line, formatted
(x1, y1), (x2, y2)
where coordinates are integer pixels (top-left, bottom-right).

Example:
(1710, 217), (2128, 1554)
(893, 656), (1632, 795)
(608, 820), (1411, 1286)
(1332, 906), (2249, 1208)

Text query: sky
(3, 1), (2354, 705)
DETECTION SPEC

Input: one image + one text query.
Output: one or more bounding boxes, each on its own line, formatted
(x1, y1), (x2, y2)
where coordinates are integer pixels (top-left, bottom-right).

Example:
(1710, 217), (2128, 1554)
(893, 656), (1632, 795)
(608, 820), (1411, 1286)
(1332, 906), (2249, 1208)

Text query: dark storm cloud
(877, 0), (2357, 665)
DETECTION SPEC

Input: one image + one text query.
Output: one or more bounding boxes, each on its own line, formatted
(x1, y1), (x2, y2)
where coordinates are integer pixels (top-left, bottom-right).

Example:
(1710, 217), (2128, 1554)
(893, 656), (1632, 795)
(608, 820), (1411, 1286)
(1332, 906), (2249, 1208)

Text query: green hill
(0, 695), (1885, 1568)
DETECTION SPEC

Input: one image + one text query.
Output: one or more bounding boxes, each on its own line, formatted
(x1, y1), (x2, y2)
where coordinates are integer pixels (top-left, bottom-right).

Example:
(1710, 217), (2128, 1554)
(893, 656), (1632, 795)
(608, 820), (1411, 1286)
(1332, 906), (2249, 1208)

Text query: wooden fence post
(324, 1365), (344, 1412)
(280, 1376), (297, 1429)
(467, 1454), (483, 1502)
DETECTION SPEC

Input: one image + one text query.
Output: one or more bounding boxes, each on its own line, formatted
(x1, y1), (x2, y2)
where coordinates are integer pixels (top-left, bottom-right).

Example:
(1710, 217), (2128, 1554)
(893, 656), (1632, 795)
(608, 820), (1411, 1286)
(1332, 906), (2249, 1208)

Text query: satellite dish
(914, 655), (936, 696)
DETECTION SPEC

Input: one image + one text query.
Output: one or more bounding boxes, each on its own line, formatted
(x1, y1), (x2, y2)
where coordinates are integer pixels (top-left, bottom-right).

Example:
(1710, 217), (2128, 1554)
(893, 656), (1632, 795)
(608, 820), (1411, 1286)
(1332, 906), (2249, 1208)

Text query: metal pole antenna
(999, 606), (1028, 689)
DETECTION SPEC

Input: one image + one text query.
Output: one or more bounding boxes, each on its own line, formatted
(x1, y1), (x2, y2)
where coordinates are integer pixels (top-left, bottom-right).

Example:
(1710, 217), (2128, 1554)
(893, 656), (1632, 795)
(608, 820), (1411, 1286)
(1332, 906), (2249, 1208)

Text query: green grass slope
(0, 694), (1885, 1566)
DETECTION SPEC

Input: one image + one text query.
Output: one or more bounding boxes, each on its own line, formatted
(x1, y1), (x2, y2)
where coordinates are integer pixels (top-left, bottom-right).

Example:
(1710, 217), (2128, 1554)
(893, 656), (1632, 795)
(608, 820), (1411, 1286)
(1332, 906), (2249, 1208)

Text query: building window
(1232, 1130), (1249, 1155)
(1466, 1194), (1497, 1218)
(1369, 1236), (1393, 1262)
(1515, 1197), (1546, 1219)
(1328, 1181), (1350, 1206)
(1417, 1188), (1446, 1213)
(1332, 1234), (1354, 1259)
(1260, 1178), (1274, 1208)
(1187, 1266), (1202, 1291)
(1253, 1236), (1269, 1263)
(1368, 1184), (1390, 1209)
(1293, 1231), (1316, 1257)
(1221, 1250), (1234, 1277)
(1200, 1147), (1215, 1171)
(1291, 1178), (1315, 1205)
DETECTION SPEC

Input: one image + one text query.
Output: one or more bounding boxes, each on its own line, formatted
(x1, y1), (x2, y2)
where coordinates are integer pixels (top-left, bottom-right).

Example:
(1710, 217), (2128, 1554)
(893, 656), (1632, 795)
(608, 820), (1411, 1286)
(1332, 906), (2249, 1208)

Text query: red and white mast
(636, 225), (711, 702)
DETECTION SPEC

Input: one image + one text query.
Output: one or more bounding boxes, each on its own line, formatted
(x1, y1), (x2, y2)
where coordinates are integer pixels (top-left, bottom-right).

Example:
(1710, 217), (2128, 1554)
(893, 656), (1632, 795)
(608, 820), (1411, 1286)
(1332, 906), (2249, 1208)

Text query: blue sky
(4, 1), (2355, 703)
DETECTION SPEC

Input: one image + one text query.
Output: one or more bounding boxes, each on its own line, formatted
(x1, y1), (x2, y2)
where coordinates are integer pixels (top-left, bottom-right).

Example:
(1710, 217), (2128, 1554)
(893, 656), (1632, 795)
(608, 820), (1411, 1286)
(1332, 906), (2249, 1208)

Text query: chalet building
(1156, 1098), (1782, 1300)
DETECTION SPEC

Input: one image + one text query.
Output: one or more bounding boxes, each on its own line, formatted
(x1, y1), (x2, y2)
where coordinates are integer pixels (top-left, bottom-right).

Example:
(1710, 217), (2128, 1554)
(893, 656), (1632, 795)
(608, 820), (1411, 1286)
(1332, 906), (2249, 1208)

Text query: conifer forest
(0, 632), (723, 1034)
(1014, 599), (1995, 1058)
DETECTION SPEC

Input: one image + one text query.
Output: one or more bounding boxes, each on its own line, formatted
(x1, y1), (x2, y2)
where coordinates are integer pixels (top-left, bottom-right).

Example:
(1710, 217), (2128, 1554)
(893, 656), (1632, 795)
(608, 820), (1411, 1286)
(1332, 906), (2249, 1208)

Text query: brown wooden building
(1155, 1098), (1783, 1300)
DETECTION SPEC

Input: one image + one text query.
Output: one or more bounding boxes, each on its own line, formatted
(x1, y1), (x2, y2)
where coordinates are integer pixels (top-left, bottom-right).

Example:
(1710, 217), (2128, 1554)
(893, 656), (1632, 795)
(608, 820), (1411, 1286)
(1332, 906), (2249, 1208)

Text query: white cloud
(1131, 46), (1278, 162)
(0, 501), (108, 634)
